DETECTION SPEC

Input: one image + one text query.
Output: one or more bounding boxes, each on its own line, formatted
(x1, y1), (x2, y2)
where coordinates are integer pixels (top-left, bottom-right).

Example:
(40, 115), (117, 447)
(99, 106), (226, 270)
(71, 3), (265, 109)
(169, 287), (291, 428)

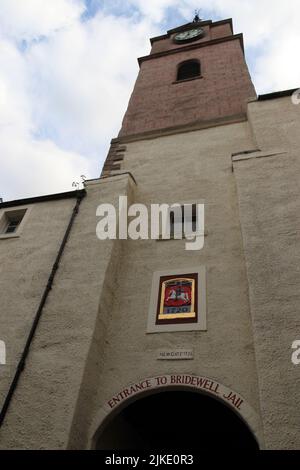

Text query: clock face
(174, 28), (204, 43)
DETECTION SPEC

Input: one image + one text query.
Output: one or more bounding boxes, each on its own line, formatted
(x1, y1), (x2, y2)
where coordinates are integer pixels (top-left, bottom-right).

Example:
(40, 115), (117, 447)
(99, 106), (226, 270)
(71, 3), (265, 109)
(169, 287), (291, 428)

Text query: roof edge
(167, 20), (212, 35)
(257, 88), (299, 101)
(140, 33), (245, 66)
(0, 189), (86, 209)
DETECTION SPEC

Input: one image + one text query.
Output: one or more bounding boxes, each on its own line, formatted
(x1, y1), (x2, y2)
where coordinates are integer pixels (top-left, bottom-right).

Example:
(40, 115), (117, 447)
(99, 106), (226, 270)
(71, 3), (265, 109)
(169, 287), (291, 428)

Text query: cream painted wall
(0, 95), (298, 449)
(234, 96), (300, 449)
(0, 175), (135, 449)
(70, 119), (263, 449)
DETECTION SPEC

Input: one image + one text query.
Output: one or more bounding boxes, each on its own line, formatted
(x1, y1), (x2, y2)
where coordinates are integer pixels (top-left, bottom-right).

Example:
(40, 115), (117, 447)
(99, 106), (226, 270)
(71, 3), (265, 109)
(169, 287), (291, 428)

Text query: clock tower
(95, 17), (265, 449)
(117, 17), (256, 140)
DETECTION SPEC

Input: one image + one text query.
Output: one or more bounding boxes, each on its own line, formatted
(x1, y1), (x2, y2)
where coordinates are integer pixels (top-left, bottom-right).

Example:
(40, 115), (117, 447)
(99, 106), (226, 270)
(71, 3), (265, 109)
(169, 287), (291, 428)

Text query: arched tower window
(177, 60), (201, 81)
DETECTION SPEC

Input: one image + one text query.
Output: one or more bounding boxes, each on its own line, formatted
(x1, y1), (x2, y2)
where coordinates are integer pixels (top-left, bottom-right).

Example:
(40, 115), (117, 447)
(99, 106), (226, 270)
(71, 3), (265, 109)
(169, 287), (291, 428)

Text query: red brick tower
(119, 18), (256, 138)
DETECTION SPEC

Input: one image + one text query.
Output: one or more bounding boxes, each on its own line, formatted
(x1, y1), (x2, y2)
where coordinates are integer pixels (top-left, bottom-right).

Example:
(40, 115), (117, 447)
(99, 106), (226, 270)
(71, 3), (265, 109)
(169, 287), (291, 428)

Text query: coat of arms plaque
(156, 273), (198, 325)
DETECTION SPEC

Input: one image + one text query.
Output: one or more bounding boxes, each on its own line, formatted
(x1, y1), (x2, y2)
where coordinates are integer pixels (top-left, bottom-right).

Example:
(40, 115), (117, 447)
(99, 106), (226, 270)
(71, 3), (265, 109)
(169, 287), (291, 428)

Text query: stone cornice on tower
(139, 33), (245, 66)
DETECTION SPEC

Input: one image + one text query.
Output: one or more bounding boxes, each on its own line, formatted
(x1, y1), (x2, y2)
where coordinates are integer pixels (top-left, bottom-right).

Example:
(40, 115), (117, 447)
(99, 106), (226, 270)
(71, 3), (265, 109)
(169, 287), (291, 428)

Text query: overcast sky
(0, 0), (299, 201)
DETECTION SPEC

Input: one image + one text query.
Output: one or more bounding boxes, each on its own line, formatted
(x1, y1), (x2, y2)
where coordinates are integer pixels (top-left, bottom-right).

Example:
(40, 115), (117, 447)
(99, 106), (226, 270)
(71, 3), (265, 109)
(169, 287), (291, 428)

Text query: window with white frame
(0, 208), (27, 236)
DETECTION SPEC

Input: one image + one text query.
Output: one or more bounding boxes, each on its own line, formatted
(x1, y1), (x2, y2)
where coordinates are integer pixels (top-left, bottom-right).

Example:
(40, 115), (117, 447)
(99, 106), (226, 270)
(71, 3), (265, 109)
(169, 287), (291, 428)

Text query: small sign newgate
(157, 349), (194, 360)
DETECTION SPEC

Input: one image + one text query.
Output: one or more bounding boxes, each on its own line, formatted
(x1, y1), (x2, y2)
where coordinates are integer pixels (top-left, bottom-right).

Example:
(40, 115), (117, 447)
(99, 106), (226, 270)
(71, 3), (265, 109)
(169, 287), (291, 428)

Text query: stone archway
(90, 374), (264, 449)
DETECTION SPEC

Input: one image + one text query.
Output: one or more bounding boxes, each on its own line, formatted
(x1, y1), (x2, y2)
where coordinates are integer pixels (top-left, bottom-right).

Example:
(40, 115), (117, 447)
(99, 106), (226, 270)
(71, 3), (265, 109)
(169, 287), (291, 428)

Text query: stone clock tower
(0, 16), (299, 450)
(120, 18), (255, 137)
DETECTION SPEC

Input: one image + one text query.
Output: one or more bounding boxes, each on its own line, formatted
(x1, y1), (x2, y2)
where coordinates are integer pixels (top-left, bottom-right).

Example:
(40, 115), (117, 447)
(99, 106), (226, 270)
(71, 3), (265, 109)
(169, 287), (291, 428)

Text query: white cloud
(177, 0), (300, 91)
(26, 12), (155, 155)
(0, 0), (84, 41)
(0, 36), (90, 200)
(254, 22), (300, 92)
(0, 0), (299, 200)
(0, 129), (89, 200)
(127, 0), (178, 23)
(0, 2), (158, 200)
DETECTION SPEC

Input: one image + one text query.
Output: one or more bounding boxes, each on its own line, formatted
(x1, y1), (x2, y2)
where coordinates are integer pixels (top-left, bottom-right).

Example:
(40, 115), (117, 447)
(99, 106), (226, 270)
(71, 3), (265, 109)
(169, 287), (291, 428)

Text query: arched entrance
(95, 389), (259, 450)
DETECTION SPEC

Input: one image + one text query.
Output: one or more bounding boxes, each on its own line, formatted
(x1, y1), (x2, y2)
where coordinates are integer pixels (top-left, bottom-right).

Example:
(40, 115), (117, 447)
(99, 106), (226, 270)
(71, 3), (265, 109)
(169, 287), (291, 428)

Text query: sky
(0, 0), (299, 201)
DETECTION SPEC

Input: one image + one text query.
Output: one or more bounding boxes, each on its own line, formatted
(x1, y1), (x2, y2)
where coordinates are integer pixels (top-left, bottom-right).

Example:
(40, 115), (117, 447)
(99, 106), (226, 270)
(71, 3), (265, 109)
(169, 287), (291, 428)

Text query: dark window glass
(5, 220), (20, 234)
(177, 60), (200, 81)
(170, 204), (197, 237)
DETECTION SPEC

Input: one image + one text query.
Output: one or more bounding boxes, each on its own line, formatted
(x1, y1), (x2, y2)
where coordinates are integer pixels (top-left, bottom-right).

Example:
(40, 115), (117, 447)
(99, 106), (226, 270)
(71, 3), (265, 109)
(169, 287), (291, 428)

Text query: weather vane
(193, 9), (202, 23)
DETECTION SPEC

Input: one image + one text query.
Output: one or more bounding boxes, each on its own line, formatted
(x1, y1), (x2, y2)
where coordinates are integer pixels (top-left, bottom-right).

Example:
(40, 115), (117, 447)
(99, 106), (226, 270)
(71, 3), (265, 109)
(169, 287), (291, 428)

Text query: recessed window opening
(0, 209), (27, 235)
(177, 60), (201, 81)
(170, 204), (197, 237)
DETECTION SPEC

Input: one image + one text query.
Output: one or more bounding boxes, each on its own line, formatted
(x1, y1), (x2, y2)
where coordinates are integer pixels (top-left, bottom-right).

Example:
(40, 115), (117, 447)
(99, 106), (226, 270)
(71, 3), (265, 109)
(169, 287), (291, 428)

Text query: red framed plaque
(156, 273), (198, 325)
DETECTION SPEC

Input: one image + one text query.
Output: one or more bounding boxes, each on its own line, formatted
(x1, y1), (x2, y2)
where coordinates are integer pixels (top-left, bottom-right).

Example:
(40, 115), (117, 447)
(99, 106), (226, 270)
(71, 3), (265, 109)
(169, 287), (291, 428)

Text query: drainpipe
(0, 189), (86, 427)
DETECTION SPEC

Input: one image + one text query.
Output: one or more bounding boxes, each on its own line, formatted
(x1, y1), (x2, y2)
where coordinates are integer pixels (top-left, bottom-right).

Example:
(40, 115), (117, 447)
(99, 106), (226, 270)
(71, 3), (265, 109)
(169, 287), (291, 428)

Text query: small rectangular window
(0, 209), (27, 236)
(170, 204), (197, 238)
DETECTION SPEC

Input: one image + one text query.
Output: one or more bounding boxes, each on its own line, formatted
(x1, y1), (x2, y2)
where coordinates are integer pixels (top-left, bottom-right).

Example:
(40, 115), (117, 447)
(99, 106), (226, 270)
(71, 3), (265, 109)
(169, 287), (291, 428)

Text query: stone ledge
(232, 149), (288, 163)
(116, 113), (247, 144)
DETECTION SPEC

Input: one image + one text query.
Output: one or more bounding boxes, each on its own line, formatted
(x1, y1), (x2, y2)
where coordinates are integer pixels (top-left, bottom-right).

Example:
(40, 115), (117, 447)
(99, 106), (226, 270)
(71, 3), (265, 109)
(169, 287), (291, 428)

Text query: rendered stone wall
(1, 92), (298, 449)
(68, 120), (264, 449)
(0, 175), (135, 449)
(0, 196), (76, 423)
(233, 96), (300, 449)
